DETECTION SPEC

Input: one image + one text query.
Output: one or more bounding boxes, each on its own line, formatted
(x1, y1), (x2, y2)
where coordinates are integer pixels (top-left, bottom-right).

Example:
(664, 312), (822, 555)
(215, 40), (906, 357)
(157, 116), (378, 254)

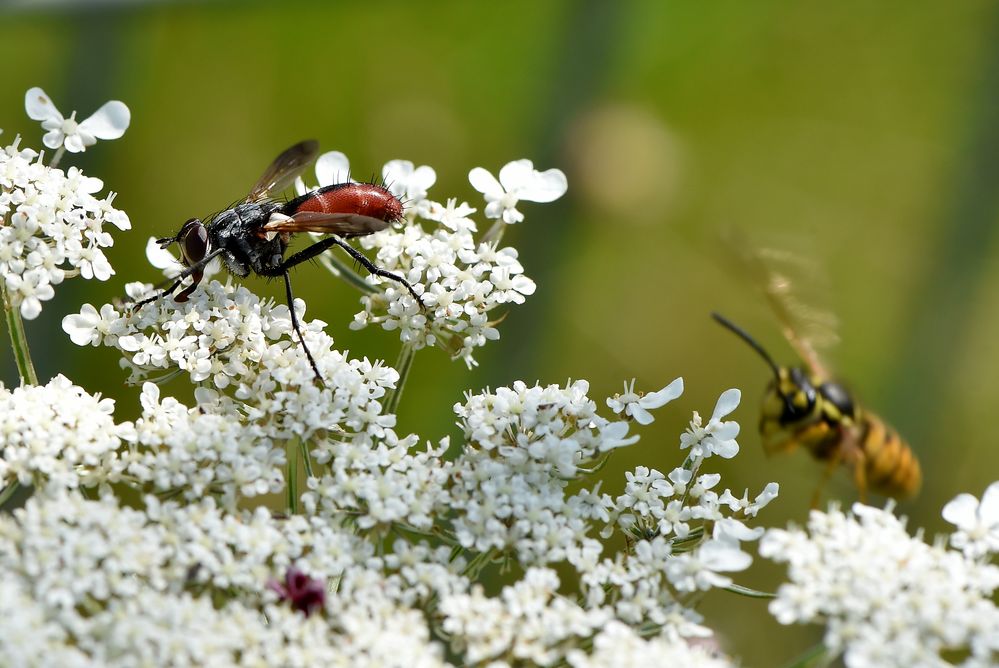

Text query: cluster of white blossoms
(447, 380), (639, 566)
(0, 486), (738, 667)
(0, 375), (126, 492)
(293, 151), (566, 366)
(575, 388), (778, 630)
(0, 136), (130, 318)
(122, 383), (285, 509)
(0, 494), (447, 667)
(760, 500), (999, 667)
(9, 86), (999, 667)
(64, 279), (401, 443)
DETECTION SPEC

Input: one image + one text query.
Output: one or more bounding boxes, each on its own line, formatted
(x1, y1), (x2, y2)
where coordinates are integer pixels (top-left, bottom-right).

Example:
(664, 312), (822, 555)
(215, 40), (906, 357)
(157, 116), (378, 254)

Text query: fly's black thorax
(207, 201), (285, 277)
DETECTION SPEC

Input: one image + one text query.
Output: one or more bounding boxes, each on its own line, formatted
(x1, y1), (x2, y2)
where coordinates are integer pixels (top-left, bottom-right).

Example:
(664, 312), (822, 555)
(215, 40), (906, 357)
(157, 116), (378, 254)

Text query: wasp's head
(775, 366), (817, 421)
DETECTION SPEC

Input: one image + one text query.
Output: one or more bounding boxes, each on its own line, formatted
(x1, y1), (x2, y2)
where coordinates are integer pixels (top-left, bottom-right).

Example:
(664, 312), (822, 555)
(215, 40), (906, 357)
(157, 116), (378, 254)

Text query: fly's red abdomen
(292, 183), (403, 223)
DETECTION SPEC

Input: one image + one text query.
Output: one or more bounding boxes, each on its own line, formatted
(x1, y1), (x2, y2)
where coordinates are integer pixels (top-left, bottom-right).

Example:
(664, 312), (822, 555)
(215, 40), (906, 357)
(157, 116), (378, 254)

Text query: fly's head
(156, 218), (209, 302)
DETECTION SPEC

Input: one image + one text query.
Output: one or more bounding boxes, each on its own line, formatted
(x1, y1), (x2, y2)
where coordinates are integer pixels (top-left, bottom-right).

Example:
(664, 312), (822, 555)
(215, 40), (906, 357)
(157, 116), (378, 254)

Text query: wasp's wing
(246, 140), (320, 202)
(724, 231), (839, 379)
(263, 210), (391, 237)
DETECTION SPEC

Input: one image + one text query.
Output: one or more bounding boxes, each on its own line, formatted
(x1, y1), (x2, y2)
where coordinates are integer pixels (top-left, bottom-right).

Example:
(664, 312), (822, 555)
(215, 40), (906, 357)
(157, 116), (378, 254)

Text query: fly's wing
(245, 140), (320, 202)
(724, 230), (839, 380)
(262, 211), (391, 237)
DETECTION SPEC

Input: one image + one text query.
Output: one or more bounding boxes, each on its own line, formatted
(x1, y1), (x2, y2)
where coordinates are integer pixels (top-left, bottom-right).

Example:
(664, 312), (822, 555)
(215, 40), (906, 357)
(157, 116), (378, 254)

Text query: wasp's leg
(810, 445), (844, 510)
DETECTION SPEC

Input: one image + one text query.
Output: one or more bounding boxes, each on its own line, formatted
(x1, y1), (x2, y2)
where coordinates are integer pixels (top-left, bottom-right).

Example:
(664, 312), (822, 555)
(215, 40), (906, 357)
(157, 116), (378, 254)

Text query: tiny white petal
(79, 100), (130, 140)
(710, 388), (741, 422)
(517, 168), (568, 203)
(468, 167), (503, 197)
(314, 151), (351, 187)
(24, 87), (61, 122)
(979, 481), (999, 525)
(145, 237), (178, 270)
(639, 377), (684, 409)
(942, 493), (979, 530)
(630, 405), (655, 425)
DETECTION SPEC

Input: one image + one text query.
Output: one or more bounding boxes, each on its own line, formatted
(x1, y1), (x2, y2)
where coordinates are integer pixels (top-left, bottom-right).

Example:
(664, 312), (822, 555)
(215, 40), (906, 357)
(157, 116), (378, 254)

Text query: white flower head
(943, 481), (999, 559)
(679, 389), (741, 459)
(468, 159), (567, 224)
(607, 377), (683, 425)
(382, 159), (436, 217)
(25, 87), (130, 153)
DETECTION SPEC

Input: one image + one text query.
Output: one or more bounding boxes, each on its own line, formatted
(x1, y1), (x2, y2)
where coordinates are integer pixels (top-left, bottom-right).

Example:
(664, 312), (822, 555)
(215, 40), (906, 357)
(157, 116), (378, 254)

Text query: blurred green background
(3, 1), (999, 664)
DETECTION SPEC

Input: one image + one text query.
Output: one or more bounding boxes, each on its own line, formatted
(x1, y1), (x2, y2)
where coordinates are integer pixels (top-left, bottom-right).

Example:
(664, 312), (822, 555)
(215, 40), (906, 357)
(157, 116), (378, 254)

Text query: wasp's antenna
(712, 312), (782, 381)
(156, 235), (176, 248)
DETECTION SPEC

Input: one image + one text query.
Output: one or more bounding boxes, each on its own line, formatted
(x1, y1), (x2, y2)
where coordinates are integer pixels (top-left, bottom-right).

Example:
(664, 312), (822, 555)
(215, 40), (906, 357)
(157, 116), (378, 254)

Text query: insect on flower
(134, 140), (424, 381)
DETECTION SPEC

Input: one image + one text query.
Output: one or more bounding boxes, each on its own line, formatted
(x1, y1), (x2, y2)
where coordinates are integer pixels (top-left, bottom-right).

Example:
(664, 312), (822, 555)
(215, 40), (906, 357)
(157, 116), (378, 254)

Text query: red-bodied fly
(135, 140), (423, 381)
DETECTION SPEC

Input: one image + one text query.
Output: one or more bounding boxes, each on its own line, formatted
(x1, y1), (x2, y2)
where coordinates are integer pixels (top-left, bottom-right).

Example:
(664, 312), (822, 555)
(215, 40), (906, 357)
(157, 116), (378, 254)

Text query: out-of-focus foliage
(3, 1), (998, 664)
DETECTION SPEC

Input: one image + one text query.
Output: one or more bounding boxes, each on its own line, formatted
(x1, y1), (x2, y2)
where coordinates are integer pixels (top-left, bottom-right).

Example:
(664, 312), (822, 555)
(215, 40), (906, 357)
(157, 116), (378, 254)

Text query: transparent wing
(724, 230), (839, 379)
(246, 140), (320, 202)
(262, 210), (391, 237)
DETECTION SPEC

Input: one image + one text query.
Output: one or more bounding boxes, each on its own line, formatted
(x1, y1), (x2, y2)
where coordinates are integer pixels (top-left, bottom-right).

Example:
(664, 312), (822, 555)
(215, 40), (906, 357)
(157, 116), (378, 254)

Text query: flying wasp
(712, 251), (920, 506)
(134, 140), (424, 382)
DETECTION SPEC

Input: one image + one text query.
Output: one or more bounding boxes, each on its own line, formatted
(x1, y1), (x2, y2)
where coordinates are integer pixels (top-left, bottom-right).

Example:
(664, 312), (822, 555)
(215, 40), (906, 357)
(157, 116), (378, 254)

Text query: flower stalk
(1, 278), (38, 385)
(383, 343), (416, 416)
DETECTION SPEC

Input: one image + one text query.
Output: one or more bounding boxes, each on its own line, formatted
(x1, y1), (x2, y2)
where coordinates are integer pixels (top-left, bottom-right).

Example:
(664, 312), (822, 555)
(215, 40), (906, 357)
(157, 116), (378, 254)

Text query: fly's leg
(279, 236), (425, 308)
(281, 270), (323, 383)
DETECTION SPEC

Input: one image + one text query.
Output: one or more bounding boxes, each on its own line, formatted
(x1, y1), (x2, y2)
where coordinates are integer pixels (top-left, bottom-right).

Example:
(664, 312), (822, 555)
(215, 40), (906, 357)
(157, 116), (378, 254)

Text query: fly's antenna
(712, 312), (782, 381)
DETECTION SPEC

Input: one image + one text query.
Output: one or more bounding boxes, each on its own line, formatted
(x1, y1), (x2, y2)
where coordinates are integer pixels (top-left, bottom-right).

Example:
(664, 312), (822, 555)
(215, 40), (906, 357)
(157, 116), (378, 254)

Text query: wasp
(134, 140), (423, 382)
(711, 250), (920, 505)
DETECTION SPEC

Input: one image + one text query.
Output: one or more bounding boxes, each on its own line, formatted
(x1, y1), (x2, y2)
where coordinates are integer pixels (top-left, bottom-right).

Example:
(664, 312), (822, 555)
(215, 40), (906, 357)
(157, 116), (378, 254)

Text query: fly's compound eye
(178, 218), (208, 266)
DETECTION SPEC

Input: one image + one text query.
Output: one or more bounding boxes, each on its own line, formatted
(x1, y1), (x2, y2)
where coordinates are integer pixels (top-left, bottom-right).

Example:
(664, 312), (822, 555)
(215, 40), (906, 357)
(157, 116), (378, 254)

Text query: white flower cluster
(568, 621), (734, 668)
(0, 365), (776, 667)
(63, 280), (400, 443)
(0, 374), (126, 492)
(448, 380), (640, 565)
(576, 388), (776, 631)
(25, 86), (130, 154)
(123, 384), (285, 509)
(440, 568), (611, 665)
(302, 432), (453, 532)
(760, 502), (999, 667)
(293, 152), (565, 367)
(0, 136), (130, 318)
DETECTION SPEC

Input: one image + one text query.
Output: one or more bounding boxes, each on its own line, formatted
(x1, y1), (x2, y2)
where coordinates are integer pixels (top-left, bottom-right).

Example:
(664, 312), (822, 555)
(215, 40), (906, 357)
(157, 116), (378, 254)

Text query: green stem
(1, 279), (38, 385)
(318, 253), (378, 295)
(723, 583), (777, 599)
(299, 440), (314, 479)
(286, 439), (299, 514)
(382, 343), (416, 416)
(781, 643), (831, 668)
(0, 482), (21, 510)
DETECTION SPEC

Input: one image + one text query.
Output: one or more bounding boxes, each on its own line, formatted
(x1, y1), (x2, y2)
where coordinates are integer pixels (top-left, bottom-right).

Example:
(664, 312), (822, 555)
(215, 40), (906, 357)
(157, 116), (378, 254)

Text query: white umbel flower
(25, 86), (130, 153)
(0, 135), (129, 319)
(761, 502), (999, 668)
(469, 159), (568, 223)
(607, 377), (684, 425)
(943, 481), (999, 559)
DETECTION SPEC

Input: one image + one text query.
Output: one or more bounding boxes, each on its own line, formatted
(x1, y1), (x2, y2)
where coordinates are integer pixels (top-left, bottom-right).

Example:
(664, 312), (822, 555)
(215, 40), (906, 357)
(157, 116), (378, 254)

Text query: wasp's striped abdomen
(857, 413), (921, 498)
